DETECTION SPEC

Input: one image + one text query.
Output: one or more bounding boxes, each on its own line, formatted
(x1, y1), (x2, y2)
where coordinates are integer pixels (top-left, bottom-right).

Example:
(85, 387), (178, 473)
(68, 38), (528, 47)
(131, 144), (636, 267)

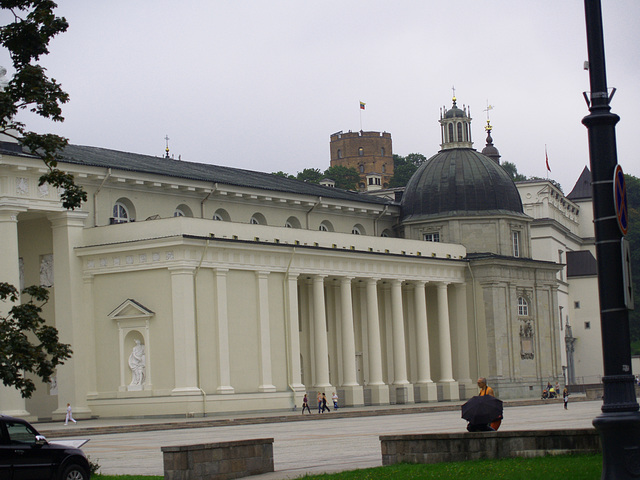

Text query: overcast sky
(2, 1), (639, 193)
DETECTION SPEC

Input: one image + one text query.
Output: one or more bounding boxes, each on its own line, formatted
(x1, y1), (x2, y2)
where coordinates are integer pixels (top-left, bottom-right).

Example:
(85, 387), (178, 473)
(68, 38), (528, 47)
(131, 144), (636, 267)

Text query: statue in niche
(39, 254), (54, 287)
(128, 339), (146, 390)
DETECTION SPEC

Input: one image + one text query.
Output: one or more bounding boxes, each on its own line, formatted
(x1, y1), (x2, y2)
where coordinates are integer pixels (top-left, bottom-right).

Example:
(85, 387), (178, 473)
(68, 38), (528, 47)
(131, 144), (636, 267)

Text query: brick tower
(329, 131), (394, 191)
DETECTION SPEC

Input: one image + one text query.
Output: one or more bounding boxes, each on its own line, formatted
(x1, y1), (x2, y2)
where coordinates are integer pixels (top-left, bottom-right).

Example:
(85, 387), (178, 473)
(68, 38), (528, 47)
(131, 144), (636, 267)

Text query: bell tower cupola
(439, 91), (473, 150)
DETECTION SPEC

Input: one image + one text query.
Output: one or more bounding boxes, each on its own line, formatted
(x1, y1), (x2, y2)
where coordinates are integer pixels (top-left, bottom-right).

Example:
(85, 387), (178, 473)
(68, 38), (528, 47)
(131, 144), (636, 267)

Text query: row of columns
(302, 275), (465, 405)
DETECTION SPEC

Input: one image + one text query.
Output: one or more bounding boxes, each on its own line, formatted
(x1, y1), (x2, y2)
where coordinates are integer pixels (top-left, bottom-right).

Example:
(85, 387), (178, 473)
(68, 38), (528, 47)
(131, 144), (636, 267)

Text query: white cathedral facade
(0, 98), (600, 421)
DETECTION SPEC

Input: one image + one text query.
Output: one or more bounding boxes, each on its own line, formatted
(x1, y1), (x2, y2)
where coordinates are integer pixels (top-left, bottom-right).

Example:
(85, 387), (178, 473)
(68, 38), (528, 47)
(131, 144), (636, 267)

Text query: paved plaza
(37, 399), (603, 479)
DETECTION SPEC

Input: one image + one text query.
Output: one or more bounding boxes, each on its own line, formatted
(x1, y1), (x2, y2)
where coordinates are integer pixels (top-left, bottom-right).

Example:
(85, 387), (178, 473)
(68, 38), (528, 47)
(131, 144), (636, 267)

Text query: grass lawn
(93, 453), (602, 479)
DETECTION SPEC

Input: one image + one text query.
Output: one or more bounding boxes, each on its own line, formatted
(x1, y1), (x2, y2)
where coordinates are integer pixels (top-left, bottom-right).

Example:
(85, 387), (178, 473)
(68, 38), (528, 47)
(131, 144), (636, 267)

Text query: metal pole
(582, 1), (640, 478)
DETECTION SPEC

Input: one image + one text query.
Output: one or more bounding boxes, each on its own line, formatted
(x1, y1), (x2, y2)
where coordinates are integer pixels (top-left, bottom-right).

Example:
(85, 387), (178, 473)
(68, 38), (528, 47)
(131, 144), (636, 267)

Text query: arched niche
(107, 298), (154, 392)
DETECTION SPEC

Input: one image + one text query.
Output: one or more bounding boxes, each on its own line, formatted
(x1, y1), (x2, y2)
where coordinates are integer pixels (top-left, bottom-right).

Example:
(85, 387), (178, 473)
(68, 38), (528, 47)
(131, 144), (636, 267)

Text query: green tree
(389, 153), (426, 188)
(502, 161), (528, 182)
(0, 0), (84, 397)
(271, 170), (295, 179)
(624, 174), (640, 353)
(324, 165), (360, 190)
(296, 167), (323, 184)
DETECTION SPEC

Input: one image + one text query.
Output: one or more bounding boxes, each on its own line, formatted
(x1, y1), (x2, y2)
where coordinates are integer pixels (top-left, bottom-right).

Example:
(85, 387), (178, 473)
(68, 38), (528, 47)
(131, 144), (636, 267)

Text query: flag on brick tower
(545, 146), (551, 172)
(360, 101), (366, 110)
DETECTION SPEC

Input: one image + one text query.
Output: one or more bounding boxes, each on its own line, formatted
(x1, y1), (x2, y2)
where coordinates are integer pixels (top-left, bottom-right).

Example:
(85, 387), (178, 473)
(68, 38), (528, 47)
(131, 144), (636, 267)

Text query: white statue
(39, 254), (54, 287)
(128, 340), (146, 388)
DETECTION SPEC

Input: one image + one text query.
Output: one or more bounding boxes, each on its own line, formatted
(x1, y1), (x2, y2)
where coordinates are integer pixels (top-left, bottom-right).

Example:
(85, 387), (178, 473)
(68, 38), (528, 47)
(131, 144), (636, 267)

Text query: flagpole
(359, 101), (365, 131)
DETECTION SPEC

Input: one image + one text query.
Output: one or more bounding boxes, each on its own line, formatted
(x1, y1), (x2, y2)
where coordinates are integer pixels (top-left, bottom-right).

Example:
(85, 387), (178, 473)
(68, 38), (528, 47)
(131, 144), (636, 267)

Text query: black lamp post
(582, 1), (640, 478)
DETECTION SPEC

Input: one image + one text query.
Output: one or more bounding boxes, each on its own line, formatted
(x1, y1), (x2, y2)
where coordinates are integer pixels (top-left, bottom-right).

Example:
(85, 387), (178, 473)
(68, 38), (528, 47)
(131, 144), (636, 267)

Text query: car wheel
(61, 464), (89, 480)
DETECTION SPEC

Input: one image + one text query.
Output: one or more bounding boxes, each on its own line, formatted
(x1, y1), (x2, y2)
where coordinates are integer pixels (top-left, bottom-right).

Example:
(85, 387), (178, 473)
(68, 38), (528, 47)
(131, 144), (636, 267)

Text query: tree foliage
(0, 0), (80, 397)
(0, 284), (71, 398)
(0, 0), (86, 210)
(324, 165), (360, 190)
(624, 174), (640, 353)
(389, 153), (426, 188)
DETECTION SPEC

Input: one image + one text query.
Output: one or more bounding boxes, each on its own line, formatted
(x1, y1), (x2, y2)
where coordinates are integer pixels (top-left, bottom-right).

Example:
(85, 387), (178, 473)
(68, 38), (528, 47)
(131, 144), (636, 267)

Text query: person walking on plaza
(317, 392), (323, 413)
(321, 392), (331, 413)
(302, 394), (311, 414)
(64, 403), (76, 425)
(563, 387), (569, 410)
(477, 377), (502, 431)
(332, 392), (339, 410)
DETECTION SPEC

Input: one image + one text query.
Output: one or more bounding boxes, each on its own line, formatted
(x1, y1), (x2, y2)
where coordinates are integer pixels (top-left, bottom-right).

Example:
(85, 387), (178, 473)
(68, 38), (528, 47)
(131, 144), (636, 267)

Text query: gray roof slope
(566, 250), (597, 277)
(58, 144), (392, 206)
(567, 167), (592, 200)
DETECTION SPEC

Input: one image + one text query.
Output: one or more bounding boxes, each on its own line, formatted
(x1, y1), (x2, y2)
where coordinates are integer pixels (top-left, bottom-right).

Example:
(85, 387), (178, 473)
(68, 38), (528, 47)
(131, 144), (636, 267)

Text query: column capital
(437, 281), (451, 288)
(168, 265), (196, 275)
(413, 279), (428, 288)
(255, 270), (271, 279)
(47, 210), (89, 229)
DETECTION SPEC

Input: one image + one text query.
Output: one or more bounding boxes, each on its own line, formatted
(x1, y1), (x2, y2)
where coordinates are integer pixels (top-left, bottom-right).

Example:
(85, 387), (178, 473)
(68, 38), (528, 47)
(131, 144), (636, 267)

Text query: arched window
(352, 224), (365, 235)
(380, 147), (385, 156)
(457, 122), (463, 141)
(213, 208), (230, 222)
(359, 164), (364, 173)
(358, 147), (364, 156)
(337, 149), (342, 159)
(250, 212), (266, 225)
(382, 164), (386, 173)
(285, 216), (301, 229)
(319, 220), (333, 232)
(518, 296), (529, 316)
(174, 204), (193, 217)
(448, 123), (454, 142)
(113, 202), (129, 224)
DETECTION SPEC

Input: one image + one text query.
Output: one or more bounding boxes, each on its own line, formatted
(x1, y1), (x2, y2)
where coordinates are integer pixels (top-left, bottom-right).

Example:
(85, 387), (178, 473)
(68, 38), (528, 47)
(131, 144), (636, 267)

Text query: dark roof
(401, 148), (524, 222)
(57, 144), (391, 206)
(566, 250), (597, 277)
(567, 167), (592, 200)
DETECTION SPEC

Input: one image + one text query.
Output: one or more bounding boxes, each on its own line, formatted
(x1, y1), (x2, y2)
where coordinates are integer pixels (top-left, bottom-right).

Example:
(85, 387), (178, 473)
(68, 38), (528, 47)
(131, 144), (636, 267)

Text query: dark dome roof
(444, 106), (465, 118)
(401, 148), (524, 221)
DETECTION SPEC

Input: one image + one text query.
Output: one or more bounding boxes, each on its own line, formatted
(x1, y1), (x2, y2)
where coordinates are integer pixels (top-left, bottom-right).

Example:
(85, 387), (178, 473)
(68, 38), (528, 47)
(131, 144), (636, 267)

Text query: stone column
(365, 278), (389, 405)
(49, 210), (92, 420)
(169, 266), (200, 395)
(0, 208), (31, 418)
(413, 281), (437, 402)
(452, 283), (473, 394)
(285, 274), (305, 403)
(82, 275), (98, 399)
(256, 271), (276, 392)
(312, 275), (332, 390)
(339, 277), (364, 406)
(436, 282), (459, 401)
(390, 279), (414, 404)
(213, 268), (234, 394)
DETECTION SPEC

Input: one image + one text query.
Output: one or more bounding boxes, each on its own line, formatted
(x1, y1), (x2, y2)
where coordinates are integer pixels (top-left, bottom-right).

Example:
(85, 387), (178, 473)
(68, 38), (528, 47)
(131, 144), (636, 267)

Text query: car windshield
(6, 421), (38, 445)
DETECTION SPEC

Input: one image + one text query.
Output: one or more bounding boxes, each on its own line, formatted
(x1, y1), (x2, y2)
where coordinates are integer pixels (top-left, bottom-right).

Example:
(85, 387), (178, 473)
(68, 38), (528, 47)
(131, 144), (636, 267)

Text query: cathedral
(0, 97), (598, 421)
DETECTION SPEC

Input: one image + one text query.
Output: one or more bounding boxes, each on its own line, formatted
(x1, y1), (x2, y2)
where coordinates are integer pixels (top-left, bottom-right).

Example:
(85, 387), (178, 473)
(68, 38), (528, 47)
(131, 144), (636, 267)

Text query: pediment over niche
(108, 299), (154, 320)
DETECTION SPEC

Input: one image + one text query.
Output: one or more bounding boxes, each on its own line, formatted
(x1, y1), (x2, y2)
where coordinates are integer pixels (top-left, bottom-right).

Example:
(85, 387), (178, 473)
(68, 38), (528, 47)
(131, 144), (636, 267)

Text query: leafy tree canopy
(324, 165), (360, 190)
(389, 153), (426, 188)
(296, 167), (323, 184)
(0, 0), (86, 210)
(0, 0), (80, 398)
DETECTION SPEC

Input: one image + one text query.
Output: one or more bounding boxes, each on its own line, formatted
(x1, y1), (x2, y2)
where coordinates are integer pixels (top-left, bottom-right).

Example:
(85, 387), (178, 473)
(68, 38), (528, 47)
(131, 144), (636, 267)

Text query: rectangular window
(585, 321), (591, 330)
(574, 301), (581, 309)
(512, 231), (520, 257)
(423, 233), (440, 242)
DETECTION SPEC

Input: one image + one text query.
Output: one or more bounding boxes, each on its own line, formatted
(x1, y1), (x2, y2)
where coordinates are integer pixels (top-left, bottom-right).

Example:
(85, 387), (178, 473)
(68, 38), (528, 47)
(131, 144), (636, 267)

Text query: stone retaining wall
(162, 438), (274, 480)
(380, 429), (601, 465)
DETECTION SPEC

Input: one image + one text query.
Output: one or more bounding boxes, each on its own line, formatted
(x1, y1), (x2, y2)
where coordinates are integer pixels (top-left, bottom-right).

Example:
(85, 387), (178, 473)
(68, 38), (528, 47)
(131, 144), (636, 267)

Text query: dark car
(0, 415), (90, 480)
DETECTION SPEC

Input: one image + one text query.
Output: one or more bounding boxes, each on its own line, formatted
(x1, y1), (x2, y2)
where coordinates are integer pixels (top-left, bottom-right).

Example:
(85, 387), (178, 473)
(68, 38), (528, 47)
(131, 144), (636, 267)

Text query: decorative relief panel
(38, 183), (49, 197)
(16, 177), (28, 195)
(39, 254), (54, 287)
(520, 320), (534, 360)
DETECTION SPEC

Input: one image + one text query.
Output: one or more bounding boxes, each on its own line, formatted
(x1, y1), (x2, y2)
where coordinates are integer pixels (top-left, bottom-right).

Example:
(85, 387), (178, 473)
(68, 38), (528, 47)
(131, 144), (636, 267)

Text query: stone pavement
(34, 397), (603, 479)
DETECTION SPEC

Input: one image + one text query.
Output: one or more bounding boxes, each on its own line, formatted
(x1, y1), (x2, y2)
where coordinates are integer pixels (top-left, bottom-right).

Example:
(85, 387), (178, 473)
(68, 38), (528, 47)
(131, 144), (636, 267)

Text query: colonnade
(297, 274), (467, 405)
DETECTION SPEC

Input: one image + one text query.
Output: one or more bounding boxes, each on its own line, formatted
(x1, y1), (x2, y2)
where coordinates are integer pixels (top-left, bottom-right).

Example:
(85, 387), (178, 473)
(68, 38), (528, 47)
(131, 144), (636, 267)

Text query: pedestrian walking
(563, 387), (569, 410)
(64, 403), (77, 425)
(321, 392), (331, 413)
(332, 392), (339, 410)
(317, 392), (323, 413)
(302, 394), (311, 414)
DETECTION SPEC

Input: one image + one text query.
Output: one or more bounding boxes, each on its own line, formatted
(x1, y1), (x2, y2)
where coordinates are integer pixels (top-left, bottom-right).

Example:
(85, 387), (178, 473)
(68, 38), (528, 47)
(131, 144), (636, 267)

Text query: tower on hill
(329, 131), (394, 191)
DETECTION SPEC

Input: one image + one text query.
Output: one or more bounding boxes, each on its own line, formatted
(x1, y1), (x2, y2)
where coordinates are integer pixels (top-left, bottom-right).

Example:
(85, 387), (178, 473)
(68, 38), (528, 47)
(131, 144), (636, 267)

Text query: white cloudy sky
(2, 1), (639, 192)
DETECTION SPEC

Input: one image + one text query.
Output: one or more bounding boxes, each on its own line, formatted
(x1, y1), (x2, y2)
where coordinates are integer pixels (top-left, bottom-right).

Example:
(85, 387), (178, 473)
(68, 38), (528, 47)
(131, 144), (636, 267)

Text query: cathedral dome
(401, 147), (524, 222)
